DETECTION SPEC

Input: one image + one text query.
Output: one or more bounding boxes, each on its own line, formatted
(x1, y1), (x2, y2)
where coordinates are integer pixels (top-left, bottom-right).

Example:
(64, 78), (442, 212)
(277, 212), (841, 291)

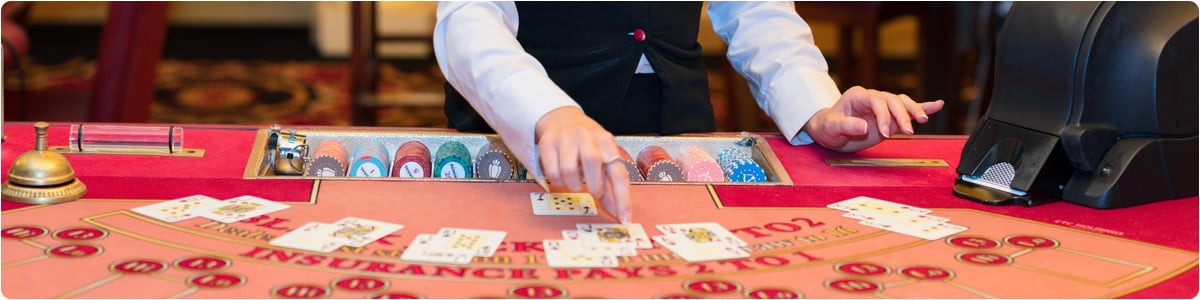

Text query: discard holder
(955, 2), (1197, 208)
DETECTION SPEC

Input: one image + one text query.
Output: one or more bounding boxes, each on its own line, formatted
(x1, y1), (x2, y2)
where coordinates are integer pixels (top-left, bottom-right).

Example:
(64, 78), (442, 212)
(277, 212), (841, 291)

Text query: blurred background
(1, 1), (1009, 135)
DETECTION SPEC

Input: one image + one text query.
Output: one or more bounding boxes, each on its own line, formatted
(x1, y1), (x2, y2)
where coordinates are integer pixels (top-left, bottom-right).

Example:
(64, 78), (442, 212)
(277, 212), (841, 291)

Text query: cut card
(529, 192), (599, 216)
(329, 217), (405, 247)
(401, 234), (475, 264)
(269, 222), (347, 253)
(576, 223), (652, 249)
(652, 235), (749, 262)
(429, 228), (507, 257)
(199, 195), (290, 223)
(656, 222), (747, 247)
(131, 195), (222, 223)
(543, 240), (619, 268)
(861, 220), (968, 240)
(827, 196), (931, 220)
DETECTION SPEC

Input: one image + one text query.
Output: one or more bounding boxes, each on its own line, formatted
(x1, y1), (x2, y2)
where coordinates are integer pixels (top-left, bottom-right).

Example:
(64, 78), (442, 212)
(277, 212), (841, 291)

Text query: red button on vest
(633, 29), (646, 42)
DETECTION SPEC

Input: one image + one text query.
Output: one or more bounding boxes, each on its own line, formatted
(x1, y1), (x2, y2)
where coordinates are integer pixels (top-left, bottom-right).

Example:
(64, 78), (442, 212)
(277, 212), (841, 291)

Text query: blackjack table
(1, 122), (1196, 299)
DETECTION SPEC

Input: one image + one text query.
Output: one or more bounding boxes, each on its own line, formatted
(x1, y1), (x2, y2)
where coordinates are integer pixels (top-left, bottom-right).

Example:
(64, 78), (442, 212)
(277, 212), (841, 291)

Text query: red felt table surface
(2, 122), (315, 210)
(2, 123), (1197, 298)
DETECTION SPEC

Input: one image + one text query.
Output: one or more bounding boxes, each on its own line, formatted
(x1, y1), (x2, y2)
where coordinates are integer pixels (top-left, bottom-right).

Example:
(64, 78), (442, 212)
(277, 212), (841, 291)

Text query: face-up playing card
(328, 217), (405, 247)
(655, 222), (747, 247)
(652, 235), (749, 262)
(543, 240), (619, 268)
(198, 196), (291, 223)
(827, 196), (931, 220)
(401, 234), (475, 264)
(529, 193), (599, 216)
(429, 228), (507, 257)
(269, 222), (347, 253)
(131, 195), (223, 223)
(860, 220), (968, 240)
(561, 230), (637, 256)
(576, 223), (652, 249)
(843, 211), (949, 226)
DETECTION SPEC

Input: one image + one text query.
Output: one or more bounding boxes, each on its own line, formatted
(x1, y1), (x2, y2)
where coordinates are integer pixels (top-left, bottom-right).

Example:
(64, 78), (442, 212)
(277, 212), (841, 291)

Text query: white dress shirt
(434, 1), (841, 178)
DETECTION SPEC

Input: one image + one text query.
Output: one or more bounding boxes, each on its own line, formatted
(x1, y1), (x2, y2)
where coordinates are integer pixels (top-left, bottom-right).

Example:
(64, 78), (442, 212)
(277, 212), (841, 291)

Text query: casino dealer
(436, 2), (944, 224)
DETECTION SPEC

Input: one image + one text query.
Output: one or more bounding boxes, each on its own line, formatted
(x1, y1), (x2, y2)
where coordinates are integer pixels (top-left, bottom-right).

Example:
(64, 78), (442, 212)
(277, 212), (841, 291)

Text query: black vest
(443, 1), (714, 135)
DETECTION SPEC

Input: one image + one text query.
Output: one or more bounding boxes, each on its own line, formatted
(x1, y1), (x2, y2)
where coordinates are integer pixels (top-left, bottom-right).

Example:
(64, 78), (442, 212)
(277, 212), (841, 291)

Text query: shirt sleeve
(707, 2), (842, 146)
(433, 1), (579, 178)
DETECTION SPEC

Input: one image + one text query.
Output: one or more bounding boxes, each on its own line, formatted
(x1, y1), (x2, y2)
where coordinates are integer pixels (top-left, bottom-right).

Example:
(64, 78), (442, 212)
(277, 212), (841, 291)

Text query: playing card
(529, 193), (599, 216)
(576, 223), (652, 249)
(656, 222), (747, 247)
(199, 195), (290, 223)
(429, 228), (507, 257)
(131, 195), (222, 222)
(269, 222), (347, 253)
(328, 217), (405, 247)
(827, 196), (931, 220)
(843, 211), (949, 226)
(860, 220), (968, 240)
(652, 235), (749, 262)
(561, 230), (637, 256)
(543, 240), (619, 268)
(401, 234), (475, 264)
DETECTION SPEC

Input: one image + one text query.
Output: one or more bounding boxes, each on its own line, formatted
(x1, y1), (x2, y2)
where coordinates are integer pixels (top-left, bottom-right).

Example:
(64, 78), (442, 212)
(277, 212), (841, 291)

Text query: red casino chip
(392, 141), (432, 178)
(638, 146), (683, 182)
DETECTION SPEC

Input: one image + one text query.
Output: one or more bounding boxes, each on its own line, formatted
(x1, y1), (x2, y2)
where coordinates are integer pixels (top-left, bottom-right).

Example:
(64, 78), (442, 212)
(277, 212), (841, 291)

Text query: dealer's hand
(535, 106), (632, 224)
(804, 86), (945, 152)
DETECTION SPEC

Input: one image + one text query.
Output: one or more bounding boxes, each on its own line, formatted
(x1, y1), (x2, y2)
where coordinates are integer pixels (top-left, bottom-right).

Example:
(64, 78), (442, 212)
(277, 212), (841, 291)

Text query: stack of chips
(306, 140), (349, 177)
(434, 140), (473, 178)
(717, 147), (768, 182)
(618, 147), (644, 181)
(677, 146), (725, 182)
(392, 141), (432, 178)
(636, 145), (683, 182)
(474, 142), (516, 179)
(350, 140), (391, 177)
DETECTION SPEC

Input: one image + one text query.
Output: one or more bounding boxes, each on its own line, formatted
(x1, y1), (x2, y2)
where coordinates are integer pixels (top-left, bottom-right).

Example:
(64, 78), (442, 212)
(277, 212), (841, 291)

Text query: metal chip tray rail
(243, 127), (792, 186)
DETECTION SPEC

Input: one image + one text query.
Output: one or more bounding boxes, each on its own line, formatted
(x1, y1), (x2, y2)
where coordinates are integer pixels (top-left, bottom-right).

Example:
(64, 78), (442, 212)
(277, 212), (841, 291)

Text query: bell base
(1, 179), (87, 205)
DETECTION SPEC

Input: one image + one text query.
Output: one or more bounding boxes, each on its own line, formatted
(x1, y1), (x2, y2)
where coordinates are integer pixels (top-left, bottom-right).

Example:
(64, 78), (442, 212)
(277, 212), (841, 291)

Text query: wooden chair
(792, 2), (971, 134)
(348, 2), (434, 126)
(88, 2), (169, 123)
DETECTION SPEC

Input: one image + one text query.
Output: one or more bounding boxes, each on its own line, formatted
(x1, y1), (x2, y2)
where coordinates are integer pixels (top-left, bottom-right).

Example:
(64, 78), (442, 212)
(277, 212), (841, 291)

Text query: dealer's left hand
(804, 86), (945, 153)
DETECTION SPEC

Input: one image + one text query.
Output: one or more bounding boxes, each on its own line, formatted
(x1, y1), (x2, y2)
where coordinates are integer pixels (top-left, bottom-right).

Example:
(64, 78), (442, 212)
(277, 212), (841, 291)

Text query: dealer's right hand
(535, 107), (632, 224)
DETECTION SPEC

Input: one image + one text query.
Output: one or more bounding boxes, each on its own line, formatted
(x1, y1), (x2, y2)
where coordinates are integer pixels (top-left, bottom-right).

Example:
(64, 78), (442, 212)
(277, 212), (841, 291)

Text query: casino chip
(474, 143), (516, 179)
(618, 147), (644, 181)
(717, 147), (768, 183)
(434, 141), (473, 178)
(677, 146), (726, 182)
(350, 140), (390, 177)
(306, 140), (348, 177)
(392, 141), (432, 178)
(637, 146), (683, 182)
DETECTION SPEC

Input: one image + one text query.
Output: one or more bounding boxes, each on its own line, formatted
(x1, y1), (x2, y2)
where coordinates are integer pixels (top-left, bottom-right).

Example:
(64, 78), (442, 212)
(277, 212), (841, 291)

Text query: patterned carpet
(4, 58), (450, 128)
